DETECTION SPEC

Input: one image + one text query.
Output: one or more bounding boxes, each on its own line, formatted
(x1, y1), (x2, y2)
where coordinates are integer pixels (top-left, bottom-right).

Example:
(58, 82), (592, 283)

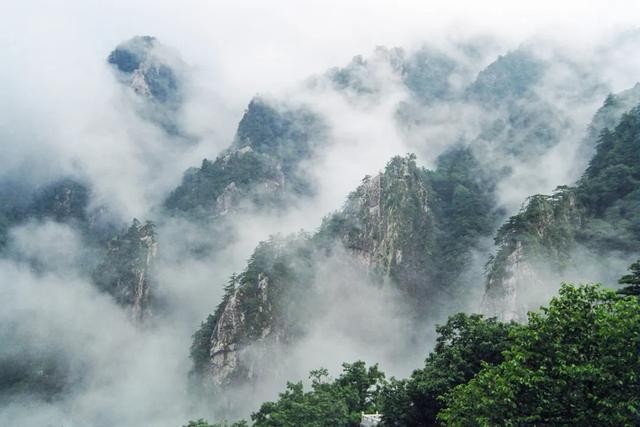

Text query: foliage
(235, 98), (325, 173)
(0, 353), (70, 401)
(402, 47), (457, 103)
(487, 106), (640, 291)
(465, 49), (543, 106)
(251, 361), (385, 427)
(91, 219), (156, 310)
(618, 259), (640, 296)
(191, 285), (640, 425)
(166, 98), (325, 216)
(165, 151), (284, 215)
(427, 147), (500, 299)
(576, 107), (640, 249)
(189, 234), (316, 377)
(439, 284), (640, 425)
(380, 313), (514, 426)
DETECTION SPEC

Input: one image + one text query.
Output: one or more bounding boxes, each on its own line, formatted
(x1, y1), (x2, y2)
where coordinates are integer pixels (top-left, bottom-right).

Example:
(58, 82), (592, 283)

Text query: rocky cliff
(191, 150), (499, 390)
(108, 36), (185, 134)
(165, 97), (326, 219)
(484, 102), (640, 319)
(92, 219), (158, 323)
(322, 155), (435, 299)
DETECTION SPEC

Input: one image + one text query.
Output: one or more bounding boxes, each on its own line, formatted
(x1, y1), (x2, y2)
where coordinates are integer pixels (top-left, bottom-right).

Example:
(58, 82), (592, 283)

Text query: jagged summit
(108, 36), (185, 134)
(165, 97), (326, 218)
(108, 35), (181, 104)
(108, 36), (156, 73)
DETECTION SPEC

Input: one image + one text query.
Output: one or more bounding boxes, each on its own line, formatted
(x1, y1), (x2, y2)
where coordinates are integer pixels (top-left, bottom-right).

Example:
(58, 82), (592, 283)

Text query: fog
(2, 1), (640, 425)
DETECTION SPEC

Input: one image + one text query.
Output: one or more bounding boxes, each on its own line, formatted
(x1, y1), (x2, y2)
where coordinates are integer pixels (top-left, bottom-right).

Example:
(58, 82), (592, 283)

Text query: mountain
(464, 49), (544, 106)
(165, 97), (326, 219)
(0, 178), (92, 249)
(190, 150), (499, 396)
(484, 102), (640, 319)
(108, 36), (186, 135)
(323, 44), (479, 104)
(325, 46), (405, 95)
(92, 219), (158, 323)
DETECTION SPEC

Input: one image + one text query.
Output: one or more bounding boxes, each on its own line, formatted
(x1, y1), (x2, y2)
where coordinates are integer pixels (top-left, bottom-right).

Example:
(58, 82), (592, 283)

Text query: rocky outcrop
(331, 155), (434, 297)
(92, 219), (157, 323)
(190, 235), (311, 387)
(483, 102), (640, 319)
(206, 290), (244, 386)
(108, 36), (185, 134)
(193, 151), (499, 390)
(165, 98), (324, 219)
(483, 191), (583, 320)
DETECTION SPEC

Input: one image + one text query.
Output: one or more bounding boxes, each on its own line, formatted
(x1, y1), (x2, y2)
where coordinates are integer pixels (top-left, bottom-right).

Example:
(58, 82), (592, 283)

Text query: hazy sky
(4, 0), (640, 102)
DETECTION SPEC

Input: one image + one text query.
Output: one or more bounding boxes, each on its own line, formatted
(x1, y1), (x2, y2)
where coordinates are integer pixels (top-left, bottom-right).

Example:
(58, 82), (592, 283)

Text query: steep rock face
(108, 36), (185, 134)
(323, 149), (499, 302)
(206, 290), (245, 386)
(484, 104), (640, 319)
(326, 155), (435, 298)
(92, 219), (158, 322)
(165, 97), (325, 218)
(484, 191), (583, 319)
(192, 151), (499, 390)
(191, 235), (314, 387)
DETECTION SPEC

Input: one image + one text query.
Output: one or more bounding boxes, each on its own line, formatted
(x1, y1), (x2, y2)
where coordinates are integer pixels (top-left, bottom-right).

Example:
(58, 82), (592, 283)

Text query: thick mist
(3, 1), (640, 426)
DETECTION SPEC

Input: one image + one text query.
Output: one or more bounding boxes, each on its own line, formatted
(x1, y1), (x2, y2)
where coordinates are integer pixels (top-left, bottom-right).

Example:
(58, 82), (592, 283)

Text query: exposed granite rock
(192, 151), (499, 391)
(483, 103), (640, 319)
(108, 36), (185, 134)
(334, 155), (434, 298)
(92, 219), (157, 323)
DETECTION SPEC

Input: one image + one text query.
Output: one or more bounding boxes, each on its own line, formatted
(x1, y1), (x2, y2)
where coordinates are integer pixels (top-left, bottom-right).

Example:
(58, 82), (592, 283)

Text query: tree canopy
(439, 284), (640, 425)
(618, 259), (640, 296)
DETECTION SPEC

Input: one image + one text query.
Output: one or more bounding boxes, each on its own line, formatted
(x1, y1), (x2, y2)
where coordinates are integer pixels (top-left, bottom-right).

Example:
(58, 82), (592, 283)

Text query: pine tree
(618, 259), (640, 296)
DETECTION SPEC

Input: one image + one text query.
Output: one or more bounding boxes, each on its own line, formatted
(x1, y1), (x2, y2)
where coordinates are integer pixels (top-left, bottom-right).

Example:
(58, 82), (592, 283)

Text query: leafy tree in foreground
(380, 313), (515, 426)
(251, 361), (385, 427)
(618, 259), (640, 296)
(439, 284), (640, 426)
